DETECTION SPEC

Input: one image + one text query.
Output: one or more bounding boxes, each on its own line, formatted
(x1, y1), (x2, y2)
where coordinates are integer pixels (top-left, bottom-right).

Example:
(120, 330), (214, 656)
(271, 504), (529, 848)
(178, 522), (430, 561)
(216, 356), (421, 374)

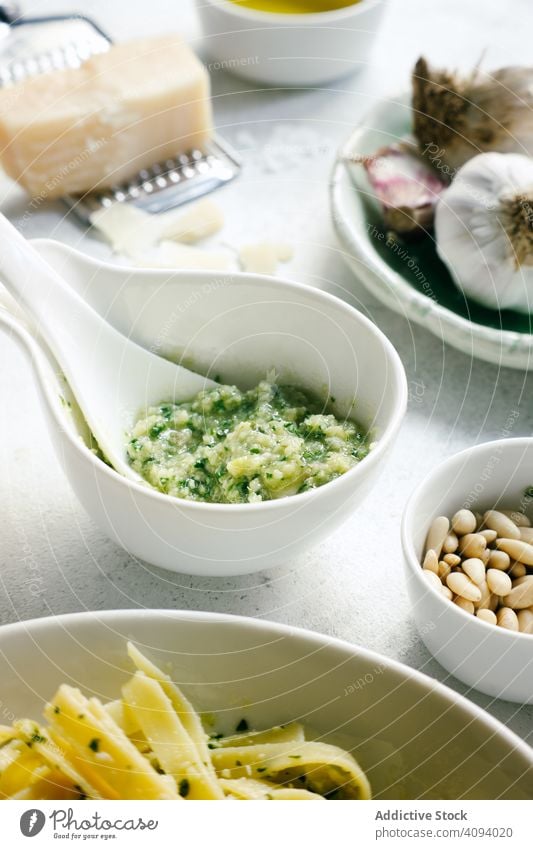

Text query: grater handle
(0, 4), (20, 24)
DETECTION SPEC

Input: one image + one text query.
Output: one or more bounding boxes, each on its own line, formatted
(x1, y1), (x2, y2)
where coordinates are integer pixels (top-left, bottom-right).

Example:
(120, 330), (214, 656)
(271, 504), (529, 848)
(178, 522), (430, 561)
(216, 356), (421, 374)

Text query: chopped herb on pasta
(0, 643), (371, 801)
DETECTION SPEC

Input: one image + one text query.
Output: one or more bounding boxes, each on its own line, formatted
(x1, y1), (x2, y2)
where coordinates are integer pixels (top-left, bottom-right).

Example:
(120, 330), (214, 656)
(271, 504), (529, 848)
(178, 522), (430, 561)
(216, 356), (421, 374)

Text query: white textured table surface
(0, 0), (532, 743)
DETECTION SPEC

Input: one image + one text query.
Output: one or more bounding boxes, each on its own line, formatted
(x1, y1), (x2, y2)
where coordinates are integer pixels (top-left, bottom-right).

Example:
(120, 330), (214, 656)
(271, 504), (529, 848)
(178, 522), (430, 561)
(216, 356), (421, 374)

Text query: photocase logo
(20, 809), (46, 837)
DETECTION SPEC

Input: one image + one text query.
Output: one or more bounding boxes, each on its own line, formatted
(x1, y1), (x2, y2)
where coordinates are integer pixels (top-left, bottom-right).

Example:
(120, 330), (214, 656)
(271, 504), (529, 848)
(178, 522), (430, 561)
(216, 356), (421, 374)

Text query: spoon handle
(0, 304), (65, 425)
(0, 212), (216, 478)
(0, 211), (106, 352)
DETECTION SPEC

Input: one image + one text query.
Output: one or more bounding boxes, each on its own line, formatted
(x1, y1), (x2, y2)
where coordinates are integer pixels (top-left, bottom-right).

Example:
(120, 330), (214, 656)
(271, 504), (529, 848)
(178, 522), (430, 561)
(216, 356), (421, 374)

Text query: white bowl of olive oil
(195, 0), (387, 87)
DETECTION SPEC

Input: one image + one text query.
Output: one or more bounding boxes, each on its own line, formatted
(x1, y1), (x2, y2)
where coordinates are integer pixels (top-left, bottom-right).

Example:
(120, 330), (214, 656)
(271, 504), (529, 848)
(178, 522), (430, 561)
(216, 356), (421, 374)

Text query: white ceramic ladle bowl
(1, 609), (532, 799)
(402, 438), (533, 704)
(0, 239), (406, 576)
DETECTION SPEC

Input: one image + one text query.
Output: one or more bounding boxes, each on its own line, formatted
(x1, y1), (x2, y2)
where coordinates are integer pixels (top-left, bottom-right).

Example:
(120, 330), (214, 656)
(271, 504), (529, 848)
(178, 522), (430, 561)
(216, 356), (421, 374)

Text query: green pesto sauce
(127, 379), (370, 505)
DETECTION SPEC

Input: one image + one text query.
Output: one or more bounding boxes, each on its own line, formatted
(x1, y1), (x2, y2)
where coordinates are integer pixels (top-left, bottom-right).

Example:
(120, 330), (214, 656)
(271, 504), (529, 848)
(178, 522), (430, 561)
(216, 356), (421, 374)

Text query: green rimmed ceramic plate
(330, 93), (533, 370)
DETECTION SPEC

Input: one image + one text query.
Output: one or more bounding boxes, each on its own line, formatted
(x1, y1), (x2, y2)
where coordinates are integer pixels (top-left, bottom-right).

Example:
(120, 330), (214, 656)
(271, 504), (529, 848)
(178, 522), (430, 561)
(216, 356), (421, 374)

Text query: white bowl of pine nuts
(402, 437), (533, 704)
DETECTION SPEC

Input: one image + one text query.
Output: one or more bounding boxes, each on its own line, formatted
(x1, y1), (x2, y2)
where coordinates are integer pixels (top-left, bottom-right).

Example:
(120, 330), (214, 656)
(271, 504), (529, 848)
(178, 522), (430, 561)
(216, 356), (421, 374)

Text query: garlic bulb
(435, 152), (533, 313)
(412, 57), (533, 174)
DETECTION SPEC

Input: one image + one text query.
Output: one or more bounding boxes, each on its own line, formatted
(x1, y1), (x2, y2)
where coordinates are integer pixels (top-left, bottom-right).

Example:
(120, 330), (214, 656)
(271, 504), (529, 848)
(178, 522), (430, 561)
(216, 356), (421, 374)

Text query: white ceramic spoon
(0, 213), (217, 480)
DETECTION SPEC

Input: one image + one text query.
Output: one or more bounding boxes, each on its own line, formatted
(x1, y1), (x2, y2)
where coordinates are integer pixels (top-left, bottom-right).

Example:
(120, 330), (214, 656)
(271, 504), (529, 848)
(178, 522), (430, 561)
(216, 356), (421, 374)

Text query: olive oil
(229, 0), (360, 13)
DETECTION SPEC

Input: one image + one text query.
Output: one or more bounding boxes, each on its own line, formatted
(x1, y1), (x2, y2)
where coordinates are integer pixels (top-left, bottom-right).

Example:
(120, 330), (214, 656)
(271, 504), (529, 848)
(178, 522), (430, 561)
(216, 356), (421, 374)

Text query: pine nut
(476, 609), (497, 625)
(474, 512), (483, 530)
(481, 548), (491, 565)
(502, 510), (531, 527)
(486, 568), (512, 596)
(446, 572), (482, 602)
(518, 527), (533, 544)
(461, 557), (486, 586)
(438, 560), (452, 581)
(495, 538), (533, 565)
(424, 516), (450, 559)
(451, 509), (476, 536)
(483, 510), (521, 540)
(488, 594), (499, 612)
(509, 562), (527, 579)
(454, 596), (474, 614)
(496, 607), (519, 631)
(423, 569), (443, 591)
(457, 533), (486, 559)
(512, 575), (532, 585)
(517, 609), (533, 634)
(444, 553), (461, 567)
(423, 549), (439, 574)
(505, 576), (533, 610)
(440, 585), (453, 601)
(488, 550), (510, 571)
(443, 532), (459, 553)
(480, 528), (497, 544)
(476, 580), (491, 610)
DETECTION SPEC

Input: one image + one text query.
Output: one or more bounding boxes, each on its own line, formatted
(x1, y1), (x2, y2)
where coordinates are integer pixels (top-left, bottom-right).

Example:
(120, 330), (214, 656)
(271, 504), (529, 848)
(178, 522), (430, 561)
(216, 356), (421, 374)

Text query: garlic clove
(348, 142), (446, 237)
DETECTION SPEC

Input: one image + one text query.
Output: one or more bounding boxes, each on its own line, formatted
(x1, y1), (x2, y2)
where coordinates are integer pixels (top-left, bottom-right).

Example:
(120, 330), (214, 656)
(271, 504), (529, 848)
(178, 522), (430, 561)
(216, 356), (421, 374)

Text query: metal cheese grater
(0, 6), (241, 223)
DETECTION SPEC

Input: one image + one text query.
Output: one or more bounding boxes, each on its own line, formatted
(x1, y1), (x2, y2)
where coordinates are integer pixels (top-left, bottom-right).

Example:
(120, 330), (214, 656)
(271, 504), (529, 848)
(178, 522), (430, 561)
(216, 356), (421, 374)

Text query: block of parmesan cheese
(0, 36), (213, 198)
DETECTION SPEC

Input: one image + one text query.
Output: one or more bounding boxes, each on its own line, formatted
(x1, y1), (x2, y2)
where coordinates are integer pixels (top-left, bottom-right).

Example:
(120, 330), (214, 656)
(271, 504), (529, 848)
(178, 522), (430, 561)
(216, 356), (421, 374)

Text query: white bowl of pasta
(0, 610), (531, 801)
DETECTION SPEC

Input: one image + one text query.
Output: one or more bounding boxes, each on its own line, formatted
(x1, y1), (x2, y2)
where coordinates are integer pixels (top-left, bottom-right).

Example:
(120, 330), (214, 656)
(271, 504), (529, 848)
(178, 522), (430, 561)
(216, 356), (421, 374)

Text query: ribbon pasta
(0, 642), (371, 801)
